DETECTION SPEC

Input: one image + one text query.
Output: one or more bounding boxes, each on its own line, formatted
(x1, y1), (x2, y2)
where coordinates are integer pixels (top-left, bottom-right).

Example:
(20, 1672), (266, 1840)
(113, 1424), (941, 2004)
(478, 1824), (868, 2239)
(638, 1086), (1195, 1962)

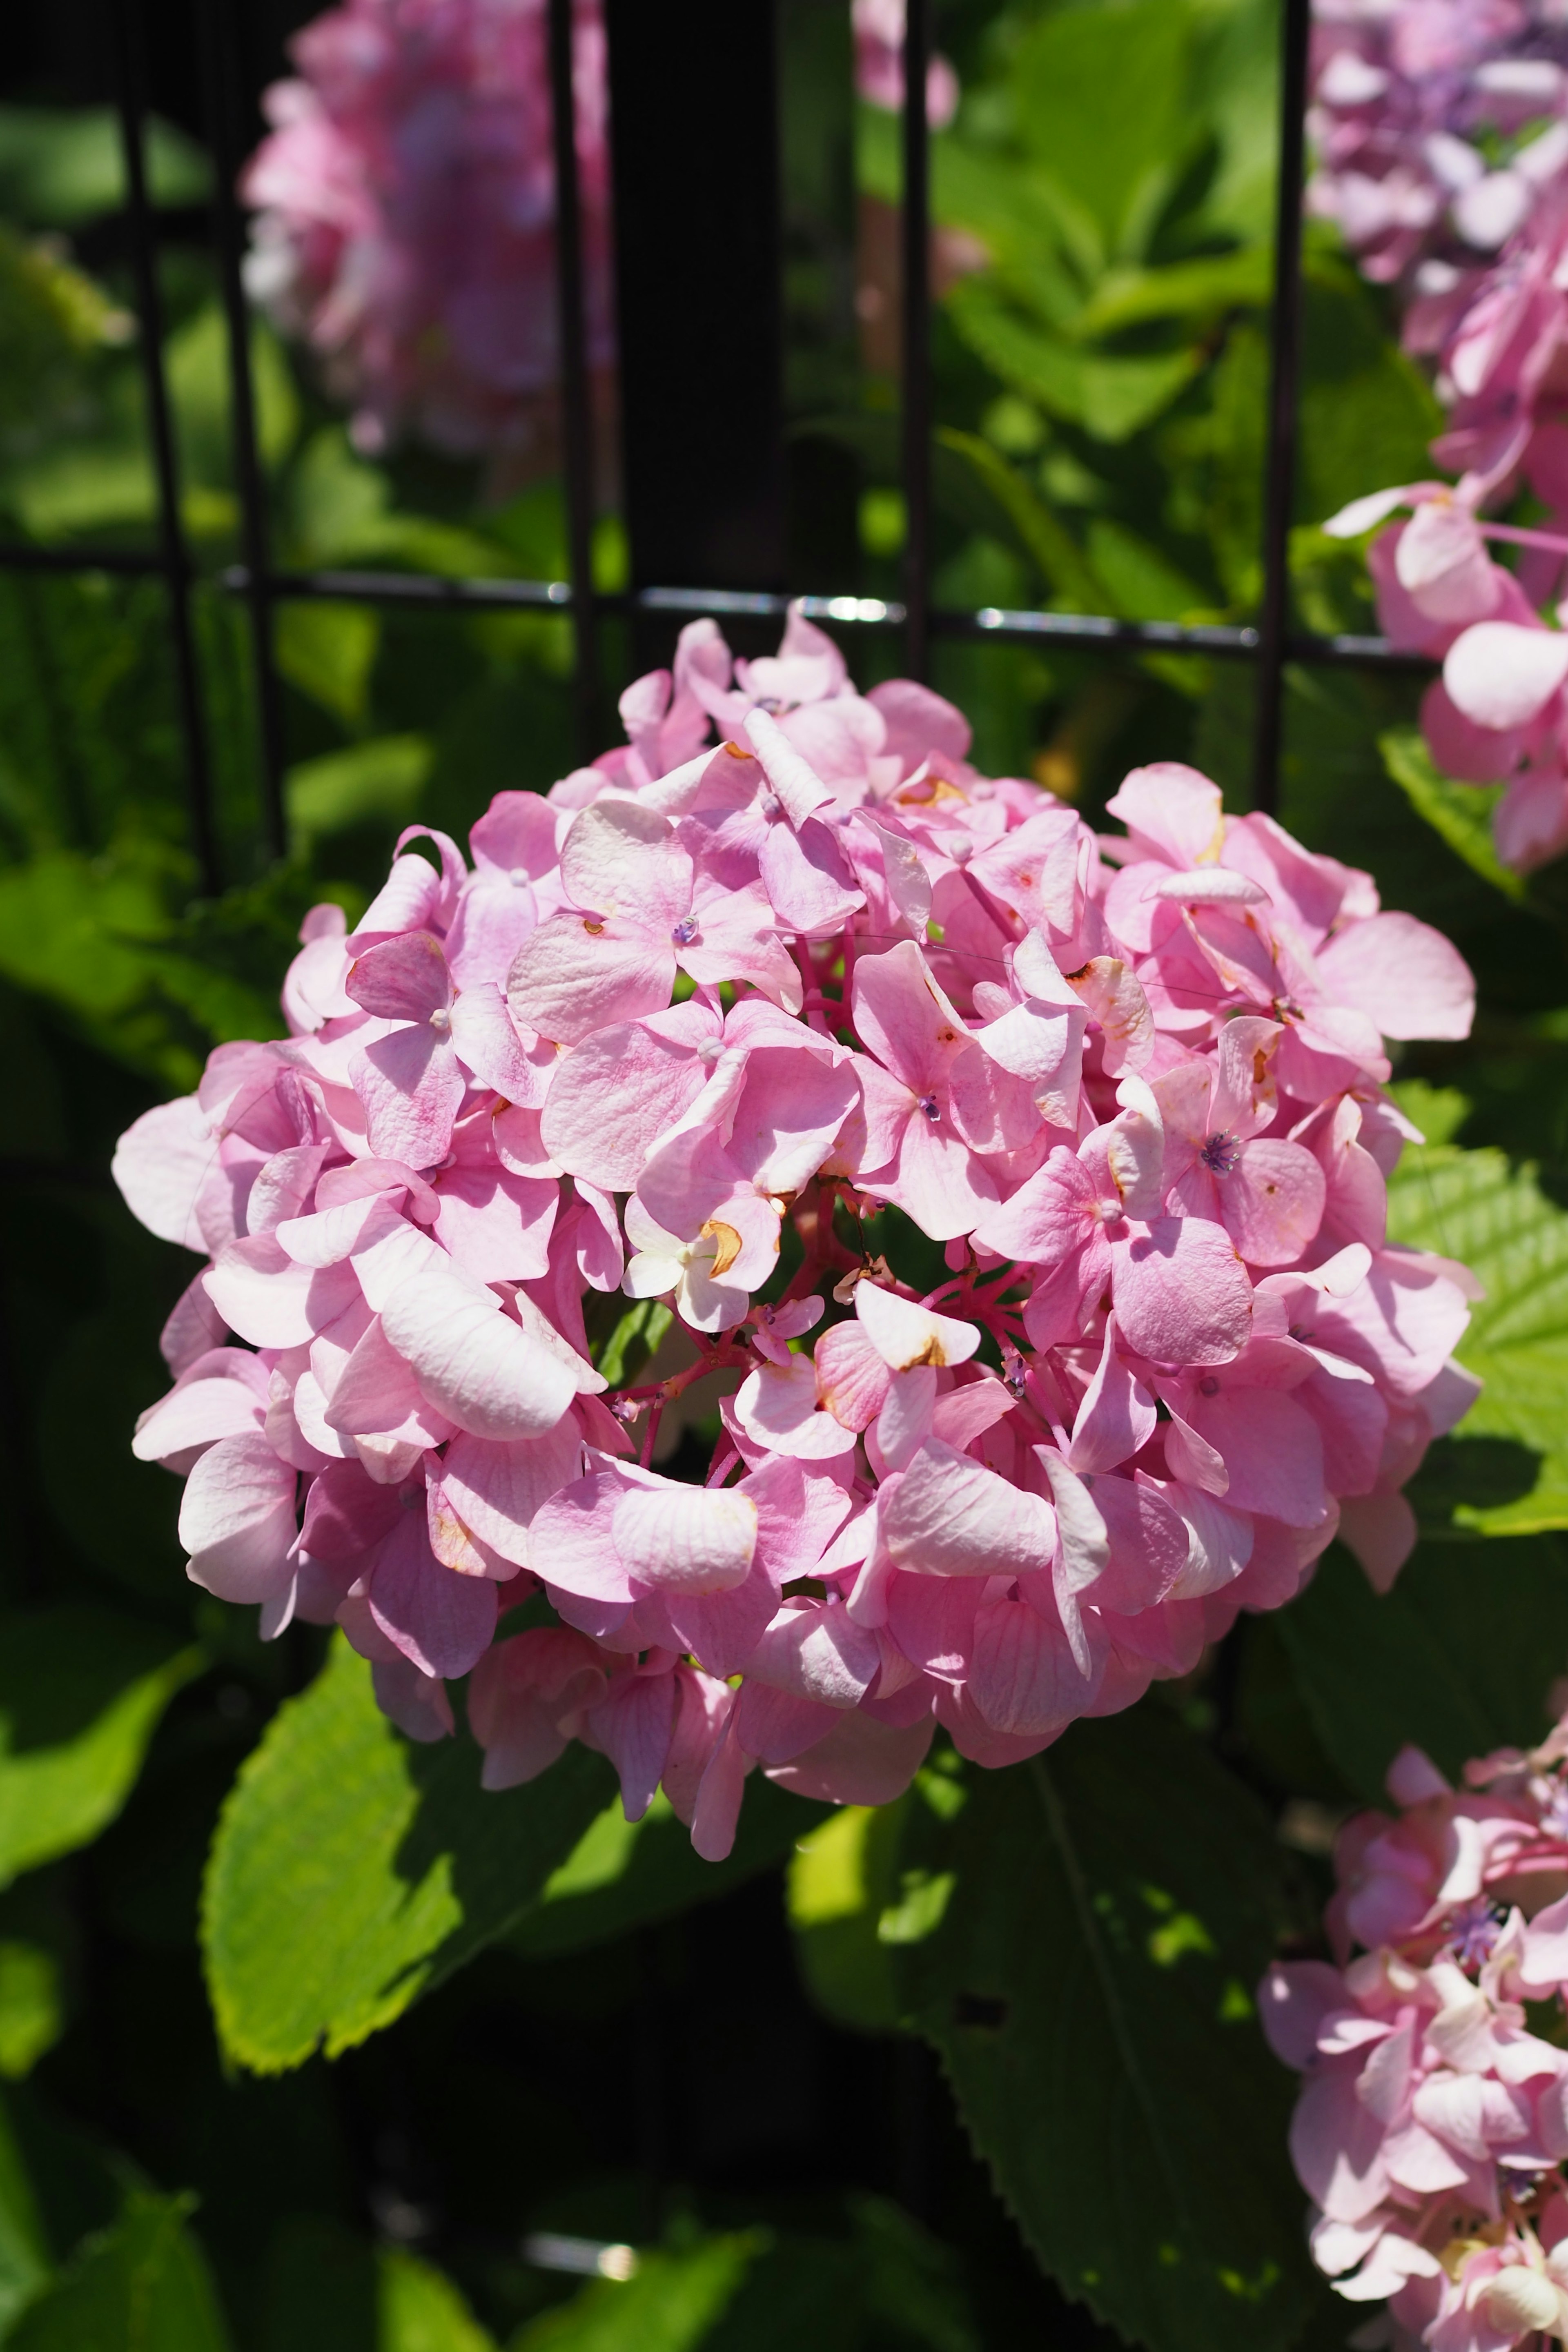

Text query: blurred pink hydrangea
(1312, 2), (1568, 871)
(1265, 1721), (1568, 2349)
(853, 0), (959, 131)
(241, 0), (612, 462)
(1310, 0), (1568, 285)
(115, 608), (1478, 1860)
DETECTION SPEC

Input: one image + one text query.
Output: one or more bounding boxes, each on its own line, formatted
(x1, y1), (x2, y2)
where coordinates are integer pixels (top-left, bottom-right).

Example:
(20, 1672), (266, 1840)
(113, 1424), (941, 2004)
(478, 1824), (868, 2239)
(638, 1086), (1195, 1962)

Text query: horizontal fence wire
(3, 0), (1371, 869)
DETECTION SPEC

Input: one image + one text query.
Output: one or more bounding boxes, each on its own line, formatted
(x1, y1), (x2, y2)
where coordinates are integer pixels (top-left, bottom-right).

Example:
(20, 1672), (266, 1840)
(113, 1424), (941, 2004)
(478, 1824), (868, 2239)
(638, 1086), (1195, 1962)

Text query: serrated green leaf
(1379, 728), (1523, 904)
(0, 1613), (202, 1889)
(885, 1708), (1311, 2352)
(7, 2189), (232, 2352)
(1387, 1141), (1568, 1532)
(1278, 1539), (1568, 1803)
(200, 1637), (615, 2072)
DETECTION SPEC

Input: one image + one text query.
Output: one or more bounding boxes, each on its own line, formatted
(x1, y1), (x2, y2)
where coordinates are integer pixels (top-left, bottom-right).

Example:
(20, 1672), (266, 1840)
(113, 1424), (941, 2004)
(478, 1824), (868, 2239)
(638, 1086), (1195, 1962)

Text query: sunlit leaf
(885, 1706), (1312, 2352)
(1388, 1140), (1568, 1532)
(0, 1610), (203, 1888)
(1379, 728), (1523, 905)
(201, 1637), (614, 2072)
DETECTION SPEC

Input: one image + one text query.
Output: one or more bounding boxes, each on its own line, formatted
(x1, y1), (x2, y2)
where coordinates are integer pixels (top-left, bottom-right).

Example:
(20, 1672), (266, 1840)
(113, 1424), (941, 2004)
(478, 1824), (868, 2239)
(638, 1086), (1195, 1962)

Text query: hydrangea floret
(115, 609), (1480, 1859)
(1311, 2), (1568, 870)
(1265, 1718), (1568, 2350)
(241, 0), (613, 462)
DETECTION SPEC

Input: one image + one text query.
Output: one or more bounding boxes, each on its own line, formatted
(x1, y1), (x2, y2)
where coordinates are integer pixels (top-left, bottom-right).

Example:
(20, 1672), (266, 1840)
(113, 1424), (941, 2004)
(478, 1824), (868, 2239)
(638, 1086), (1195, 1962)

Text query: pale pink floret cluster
(1265, 1726), (1568, 2349)
(1313, 5), (1568, 869)
(240, 0), (612, 459)
(1324, 479), (1568, 869)
(114, 609), (1479, 1859)
(1310, 2), (1568, 288)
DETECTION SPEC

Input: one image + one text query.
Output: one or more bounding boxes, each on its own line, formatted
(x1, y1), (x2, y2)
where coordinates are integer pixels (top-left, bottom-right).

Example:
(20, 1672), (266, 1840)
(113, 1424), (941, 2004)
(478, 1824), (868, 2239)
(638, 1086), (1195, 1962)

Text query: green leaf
(274, 603), (380, 729)
(0, 1944), (65, 2081)
(167, 305), (298, 484)
(0, 1612), (203, 1889)
(286, 737), (434, 851)
(512, 2234), (762, 2352)
(1387, 1141), (1568, 1533)
(510, 1777), (828, 1964)
(1379, 728), (1523, 904)
(0, 107), (211, 226)
(944, 284), (1200, 441)
(1010, 1), (1194, 261)
(886, 1709), (1311, 2352)
(1075, 248), (1271, 338)
(379, 2247), (497, 2352)
(785, 1805), (904, 2034)
(201, 1637), (615, 2071)
(7, 2190), (231, 2352)
(0, 2088), (52, 2332)
(933, 430), (1106, 609)
(1278, 1540), (1568, 1803)
(586, 1298), (672, 1390)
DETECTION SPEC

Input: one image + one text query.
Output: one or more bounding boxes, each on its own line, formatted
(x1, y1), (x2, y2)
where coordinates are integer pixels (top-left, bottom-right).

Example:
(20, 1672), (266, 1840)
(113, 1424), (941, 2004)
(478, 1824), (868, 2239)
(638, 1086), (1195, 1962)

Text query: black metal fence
(4, 0), (1421, 900)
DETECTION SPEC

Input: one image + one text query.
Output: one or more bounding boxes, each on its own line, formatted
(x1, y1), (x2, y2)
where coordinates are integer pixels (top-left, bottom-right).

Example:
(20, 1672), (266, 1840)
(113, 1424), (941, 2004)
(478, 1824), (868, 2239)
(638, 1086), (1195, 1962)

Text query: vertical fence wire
(1251, 0), (1312, 817)
(110, 0), (221, 897)
(900, 0), (933, 683)
(548, 0), (600, 761)
(196, 0), (288, 864)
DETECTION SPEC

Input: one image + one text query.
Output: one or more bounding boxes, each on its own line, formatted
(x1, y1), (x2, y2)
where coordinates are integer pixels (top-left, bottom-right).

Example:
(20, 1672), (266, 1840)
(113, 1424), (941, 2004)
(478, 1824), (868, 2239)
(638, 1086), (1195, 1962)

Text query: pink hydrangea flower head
(114, 605), (1480, 1858)
(1265, 1711), (1568, 2344)
(241, 0), (612, 461)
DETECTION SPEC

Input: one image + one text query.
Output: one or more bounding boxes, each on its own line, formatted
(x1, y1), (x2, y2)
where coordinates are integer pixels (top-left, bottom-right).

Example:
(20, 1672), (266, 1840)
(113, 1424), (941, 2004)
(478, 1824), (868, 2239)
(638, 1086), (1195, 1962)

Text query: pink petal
(1314, 911), (1475, 1042)
(367, 1510), (497, 1679)
(1067, 1319), (1157, 1474)
(765, 1709), (934, 1804)
(437, 1421), (583, 1570)
(541, 1005), (717, 1191)
(1443, 621), (1568, 730)
(179, 1430), (298, 1601)
(432, 1165), (557, 1284)
(346, 931), (451, 1023)
(351, 1028), (465, 1166)
(379, 1265), (577, 1441)
(508, 911), (675, 1047)
(1188, 1387), (1327, 1526)
(1218, 1140), (1327, 1266)
(1112, 1216), (1252, 1365)
(855, 1281), (980, 1371)
(882, 1439), (1056, 1577)
(742, 705), (834, 826)
(611, 1483), (758, 1596)
(585, 1670), (678, 1821)
(112, 1095), (216, 1251)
